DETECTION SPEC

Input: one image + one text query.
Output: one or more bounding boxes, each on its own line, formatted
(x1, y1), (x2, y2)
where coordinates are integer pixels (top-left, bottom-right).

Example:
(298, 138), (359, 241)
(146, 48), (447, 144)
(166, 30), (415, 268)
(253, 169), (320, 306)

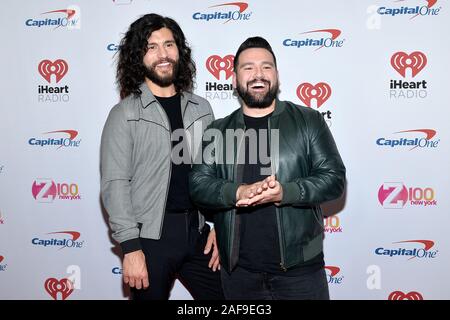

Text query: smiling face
(233, 47), (279, 109)
(143, 27), (180, 88)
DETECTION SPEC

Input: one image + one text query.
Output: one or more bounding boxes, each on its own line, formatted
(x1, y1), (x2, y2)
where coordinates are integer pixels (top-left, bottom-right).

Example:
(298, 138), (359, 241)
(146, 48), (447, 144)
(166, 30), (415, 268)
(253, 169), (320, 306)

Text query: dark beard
(144, 58), (179, 87)
(236, 79), (278, 109)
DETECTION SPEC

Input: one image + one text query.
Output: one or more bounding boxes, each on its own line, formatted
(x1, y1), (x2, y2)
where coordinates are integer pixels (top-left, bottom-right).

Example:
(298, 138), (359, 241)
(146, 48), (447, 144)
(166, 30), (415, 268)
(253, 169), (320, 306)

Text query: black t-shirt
(155, 94), (194, 213)
(238, 112), (324, 275)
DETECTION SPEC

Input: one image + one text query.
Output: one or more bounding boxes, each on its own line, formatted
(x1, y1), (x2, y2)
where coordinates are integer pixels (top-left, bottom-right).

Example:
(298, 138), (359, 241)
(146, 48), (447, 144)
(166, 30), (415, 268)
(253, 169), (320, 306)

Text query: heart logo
(206, 55), (234, 80)
(388, 291), (423, 300)
(391, 51), (427, 78)
(44, 278), (74, 300)
(38, 59), (69, 83)
(296, 82), (332, 108)
(0, 256), (4, 263)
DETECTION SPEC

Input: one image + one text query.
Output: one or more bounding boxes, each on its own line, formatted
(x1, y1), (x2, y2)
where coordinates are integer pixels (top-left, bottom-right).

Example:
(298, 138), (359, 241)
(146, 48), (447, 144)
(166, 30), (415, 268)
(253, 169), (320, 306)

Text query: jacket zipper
(268, 118), (287, 271)
(157, 102), (173, 238)
(229, 123), (246, 271)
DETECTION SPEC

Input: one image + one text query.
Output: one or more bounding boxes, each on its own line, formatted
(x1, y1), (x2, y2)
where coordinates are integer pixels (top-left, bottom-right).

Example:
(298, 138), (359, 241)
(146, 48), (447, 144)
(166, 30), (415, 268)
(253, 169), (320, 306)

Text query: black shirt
(238, 112), (324, 275)
(155, 94), (194, 213)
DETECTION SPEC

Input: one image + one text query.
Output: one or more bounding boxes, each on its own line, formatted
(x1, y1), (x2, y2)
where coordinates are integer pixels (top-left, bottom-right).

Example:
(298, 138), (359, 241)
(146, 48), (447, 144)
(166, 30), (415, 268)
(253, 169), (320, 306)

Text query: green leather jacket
(189, 99), (346, 273)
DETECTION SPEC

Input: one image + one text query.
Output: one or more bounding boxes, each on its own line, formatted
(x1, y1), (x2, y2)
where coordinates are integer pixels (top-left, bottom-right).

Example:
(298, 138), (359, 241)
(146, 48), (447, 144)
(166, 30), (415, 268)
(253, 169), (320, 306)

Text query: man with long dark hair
(190, 37), (346, 299)
(101, 13), (223, 300)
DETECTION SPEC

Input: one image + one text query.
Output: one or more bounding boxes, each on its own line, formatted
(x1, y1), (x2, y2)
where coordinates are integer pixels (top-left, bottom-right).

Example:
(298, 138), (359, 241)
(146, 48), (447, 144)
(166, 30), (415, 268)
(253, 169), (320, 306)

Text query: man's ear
(232, 72), (237, 88)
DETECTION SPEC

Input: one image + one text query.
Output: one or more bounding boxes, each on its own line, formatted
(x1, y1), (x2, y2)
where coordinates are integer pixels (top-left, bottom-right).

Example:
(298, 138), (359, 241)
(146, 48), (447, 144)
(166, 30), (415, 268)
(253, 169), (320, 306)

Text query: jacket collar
(138, 82), (199, 114)
(235, 98), (286, 126)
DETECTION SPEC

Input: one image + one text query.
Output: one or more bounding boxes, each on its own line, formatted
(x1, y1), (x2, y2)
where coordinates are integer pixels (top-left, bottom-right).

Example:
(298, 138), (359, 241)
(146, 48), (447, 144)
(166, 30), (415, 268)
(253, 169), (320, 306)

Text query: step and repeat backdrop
(0, 0), (449, 300)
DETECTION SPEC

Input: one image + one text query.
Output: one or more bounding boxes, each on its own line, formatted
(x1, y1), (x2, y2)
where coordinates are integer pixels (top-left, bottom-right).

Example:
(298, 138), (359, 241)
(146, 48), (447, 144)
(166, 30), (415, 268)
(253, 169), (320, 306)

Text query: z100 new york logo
(378, 182), (437, 208)
(32, 179), (81, 202)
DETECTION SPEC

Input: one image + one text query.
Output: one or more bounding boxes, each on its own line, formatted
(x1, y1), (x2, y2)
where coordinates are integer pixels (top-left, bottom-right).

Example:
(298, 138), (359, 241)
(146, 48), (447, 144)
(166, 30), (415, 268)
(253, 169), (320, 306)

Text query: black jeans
(220, 265), (329, 300)
(132, 212), (224, 300)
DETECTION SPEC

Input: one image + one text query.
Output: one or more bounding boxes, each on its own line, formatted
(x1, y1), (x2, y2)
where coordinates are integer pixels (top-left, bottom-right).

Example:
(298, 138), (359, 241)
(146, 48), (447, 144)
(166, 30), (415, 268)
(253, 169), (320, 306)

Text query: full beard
(236, 78), (279, 109)
(144, 58), (179, 87)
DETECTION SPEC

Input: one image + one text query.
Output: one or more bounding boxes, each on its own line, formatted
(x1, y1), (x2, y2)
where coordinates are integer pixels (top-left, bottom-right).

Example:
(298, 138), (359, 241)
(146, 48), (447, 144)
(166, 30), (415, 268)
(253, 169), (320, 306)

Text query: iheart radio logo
(296, 82), (332, 108)
(388, 291), (423, 300)
(206, 55), (234, 80)
(38, 59), (69, 83)
(0, 256), (4, 263)
(391, 52), (427, 78)
(45, 278), (74, 300)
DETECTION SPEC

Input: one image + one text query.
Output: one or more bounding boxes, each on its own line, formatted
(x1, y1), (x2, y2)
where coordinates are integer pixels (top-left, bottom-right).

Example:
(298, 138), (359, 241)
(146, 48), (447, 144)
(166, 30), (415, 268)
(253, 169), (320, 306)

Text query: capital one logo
(296, 82), (332, 108)
(32, 179), (81, 202)
(391, 52), (427, 78)
(193, 2), (252, 23)
(325, 266), (344, 284)
(206, 55), (234, 80)
(25, 7), (81, 29)
(283, 29), (344, 51)
(28, 130), (81, 149)
(377, 0), (441, 19)
(376, 129), (439, 151)
(388, 291), (423, 300)
(32, 231), (84, 250)
(378, 182), (436, 208)
(45, 278), (73, 300)
(375, 239), (438, 260)
(38, 59), (68, 83)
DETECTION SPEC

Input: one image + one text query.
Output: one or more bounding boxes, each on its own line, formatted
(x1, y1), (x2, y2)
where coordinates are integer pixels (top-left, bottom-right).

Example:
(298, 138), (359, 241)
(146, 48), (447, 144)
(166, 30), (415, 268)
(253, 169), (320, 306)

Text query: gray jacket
(100, 82), (215, 245)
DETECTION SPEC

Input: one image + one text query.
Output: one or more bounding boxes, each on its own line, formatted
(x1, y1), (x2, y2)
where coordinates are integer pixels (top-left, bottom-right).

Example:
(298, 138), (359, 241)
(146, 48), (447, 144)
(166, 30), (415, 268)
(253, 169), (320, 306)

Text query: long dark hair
(116, 13), (196, 99)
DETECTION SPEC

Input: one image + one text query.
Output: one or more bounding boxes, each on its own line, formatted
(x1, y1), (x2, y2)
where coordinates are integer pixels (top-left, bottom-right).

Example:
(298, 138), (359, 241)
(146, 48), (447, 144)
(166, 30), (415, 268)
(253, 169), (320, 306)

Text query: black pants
(132, 212), (224, 300)
(221, 265), (329, 300)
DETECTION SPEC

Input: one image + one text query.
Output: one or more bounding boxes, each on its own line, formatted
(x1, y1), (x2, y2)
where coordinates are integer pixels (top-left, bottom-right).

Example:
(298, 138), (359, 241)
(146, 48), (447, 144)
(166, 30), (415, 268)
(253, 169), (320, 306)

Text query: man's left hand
(236, 175), (283, 207)
(204, 228), (220, 271)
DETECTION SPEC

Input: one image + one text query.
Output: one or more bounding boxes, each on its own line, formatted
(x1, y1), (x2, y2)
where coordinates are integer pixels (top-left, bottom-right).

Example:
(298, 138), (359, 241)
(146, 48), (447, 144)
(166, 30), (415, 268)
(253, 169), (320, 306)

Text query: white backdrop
(0, 0), (449, 300)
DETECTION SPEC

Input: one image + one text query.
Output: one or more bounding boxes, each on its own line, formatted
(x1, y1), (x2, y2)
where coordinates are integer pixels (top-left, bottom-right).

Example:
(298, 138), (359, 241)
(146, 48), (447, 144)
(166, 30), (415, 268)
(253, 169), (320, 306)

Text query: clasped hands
(235, 175), (283, 207)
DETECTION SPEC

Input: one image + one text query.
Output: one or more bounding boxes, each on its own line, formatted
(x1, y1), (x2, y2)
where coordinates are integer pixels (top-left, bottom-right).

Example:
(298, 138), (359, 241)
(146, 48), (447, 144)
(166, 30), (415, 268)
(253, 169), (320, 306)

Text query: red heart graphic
(391, 51), (427, 78)
(296, 82), (332, 108)
(0, 256), (4, 263)
(206, 55), (234, 80)
(388, 291), (423, 300)
(44, 278), (74, 300)
(38, 59), (69, 83)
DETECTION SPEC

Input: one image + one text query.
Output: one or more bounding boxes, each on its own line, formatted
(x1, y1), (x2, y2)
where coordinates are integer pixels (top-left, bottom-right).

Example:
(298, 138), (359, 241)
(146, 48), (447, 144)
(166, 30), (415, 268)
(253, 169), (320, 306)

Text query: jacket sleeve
(280, 112), (346, 206)
(100, 104), (141, 253)
(189, 124), (240, 210)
